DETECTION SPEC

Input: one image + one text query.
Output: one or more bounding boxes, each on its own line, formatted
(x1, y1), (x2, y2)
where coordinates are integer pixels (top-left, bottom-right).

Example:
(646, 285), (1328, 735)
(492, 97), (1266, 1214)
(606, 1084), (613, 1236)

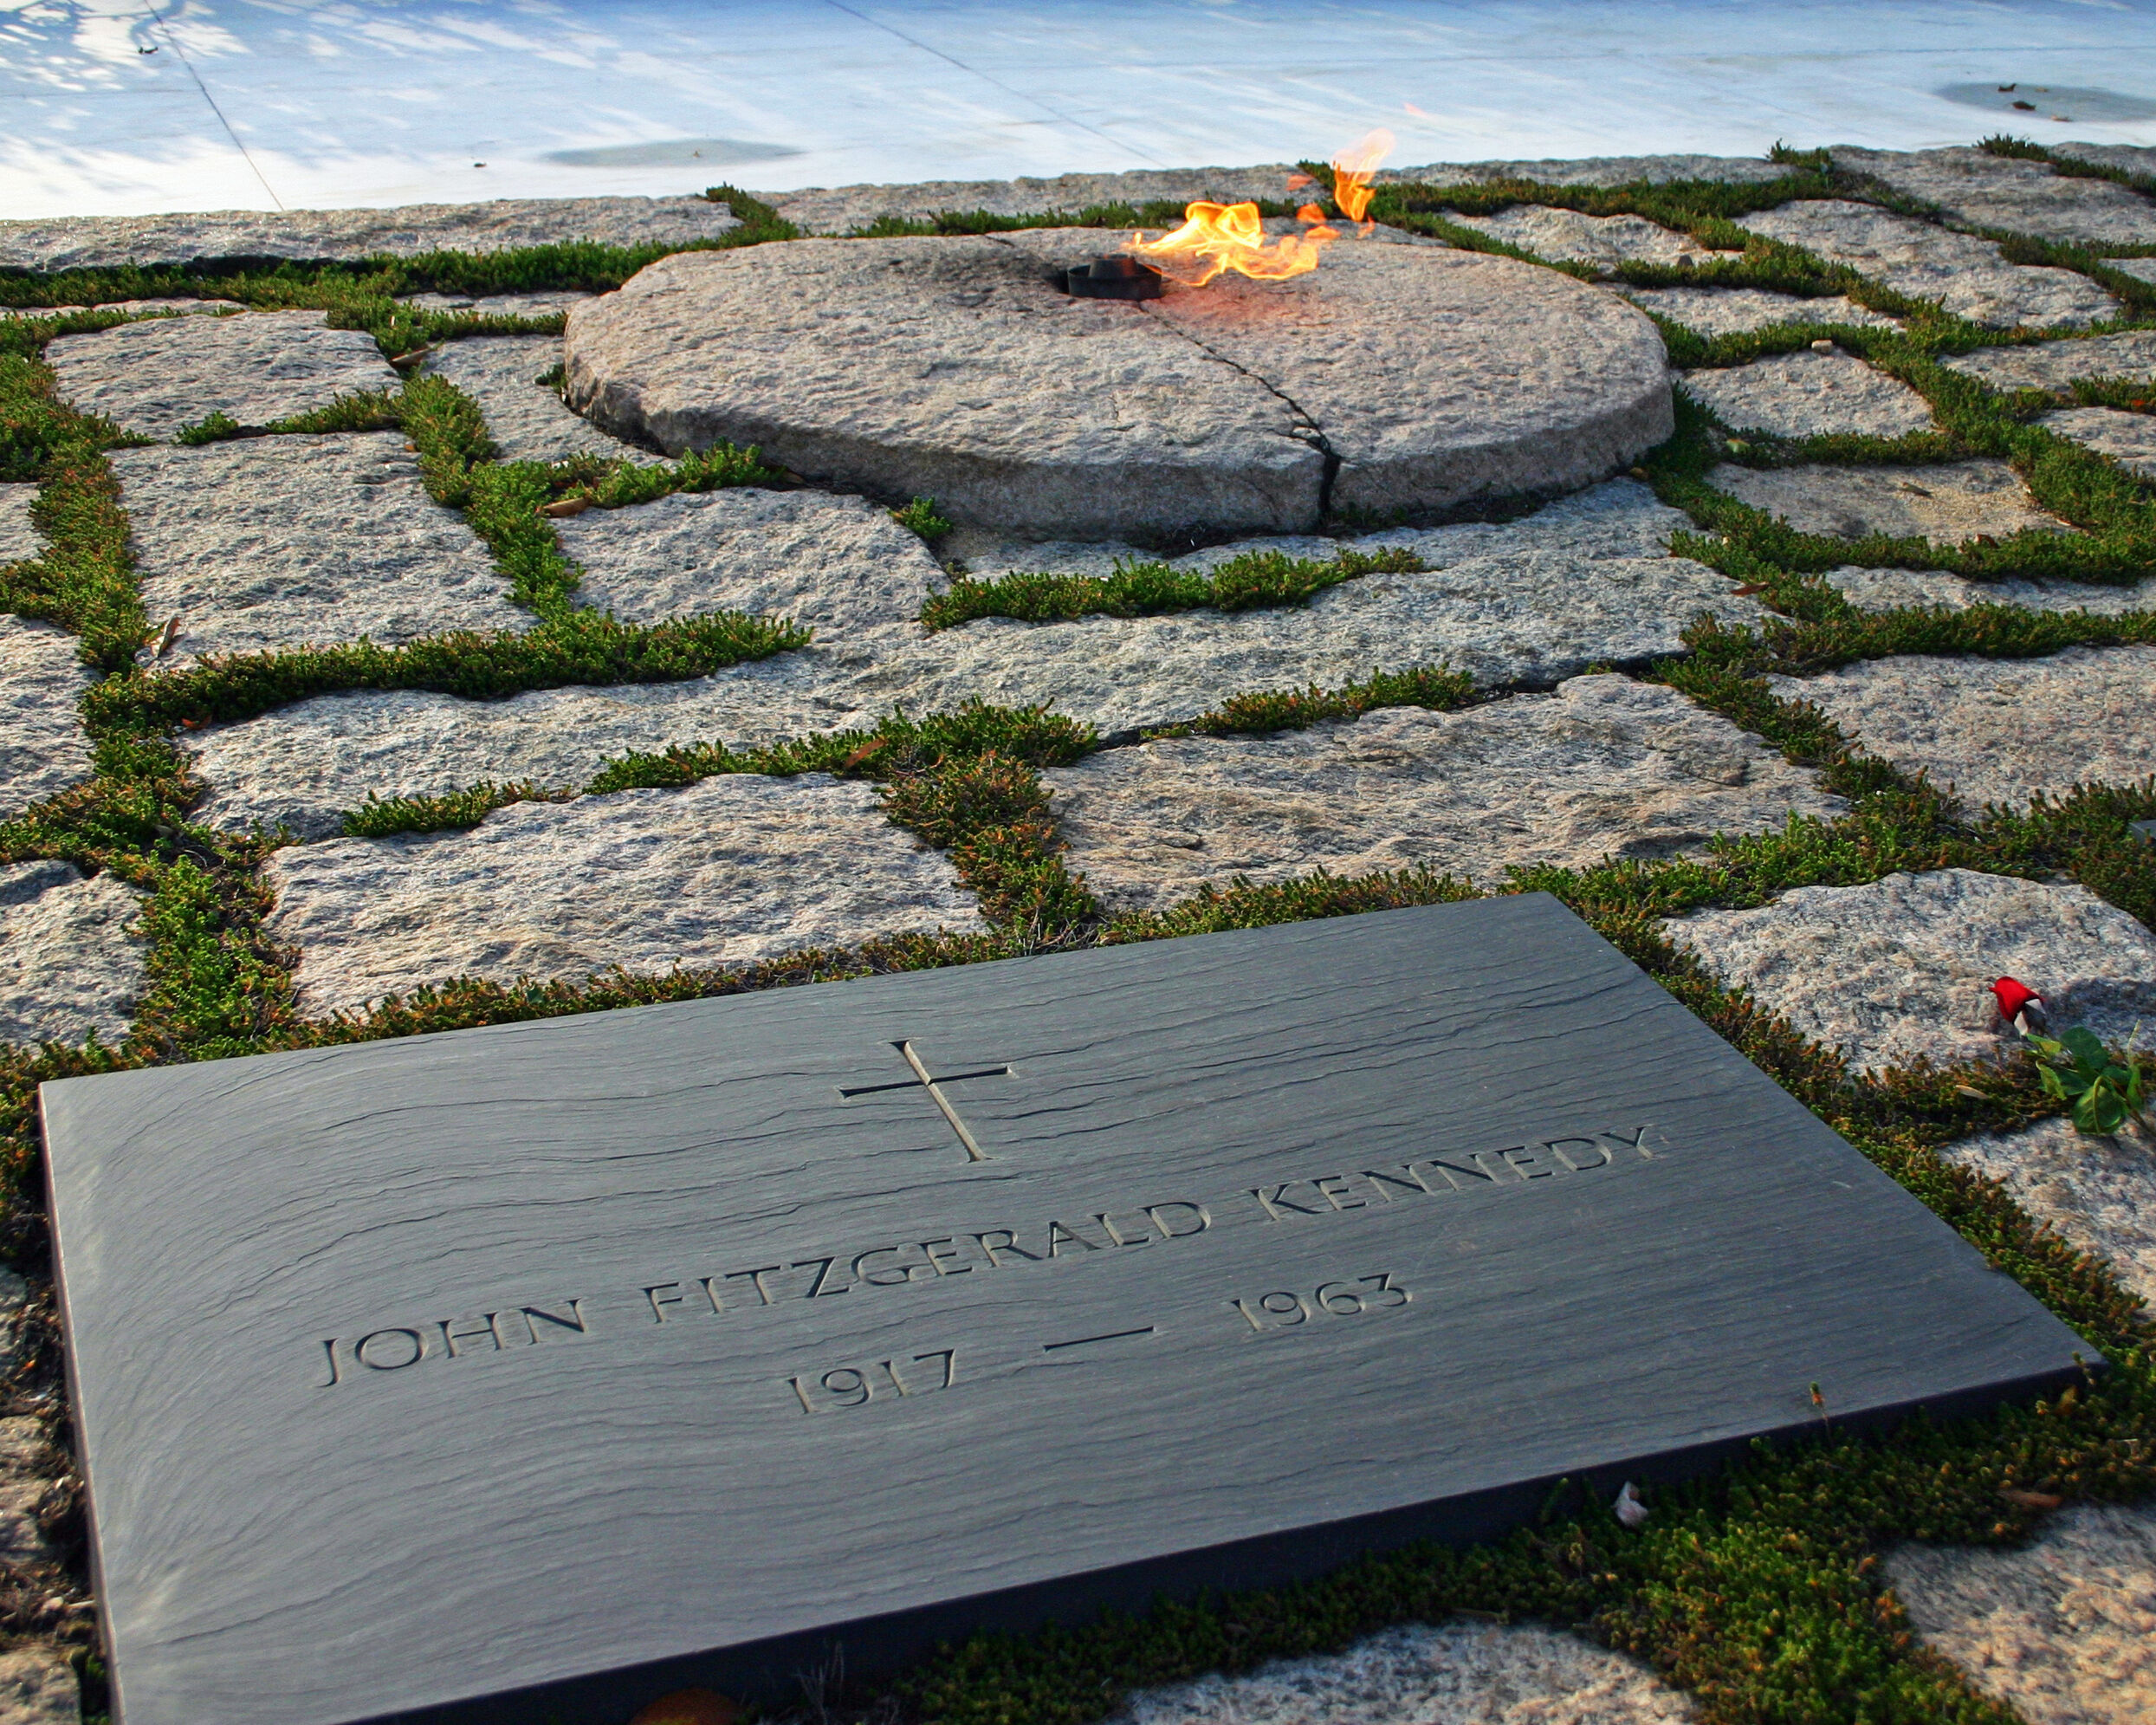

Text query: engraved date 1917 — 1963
(1232, 1271), (1410, 1333)
(788, 1348), (957, 1414)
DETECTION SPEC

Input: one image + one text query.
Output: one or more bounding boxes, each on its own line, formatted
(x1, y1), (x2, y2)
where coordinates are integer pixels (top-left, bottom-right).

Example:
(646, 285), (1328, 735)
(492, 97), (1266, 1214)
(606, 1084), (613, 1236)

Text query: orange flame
(1124, 199), (1336, 286)
(1331, 127), (1395, 224)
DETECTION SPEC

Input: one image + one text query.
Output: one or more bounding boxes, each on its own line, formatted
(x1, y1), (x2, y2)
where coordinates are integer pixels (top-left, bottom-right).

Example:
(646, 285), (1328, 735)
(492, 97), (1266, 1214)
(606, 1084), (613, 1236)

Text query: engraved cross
(838, 1041), (1014, 1164)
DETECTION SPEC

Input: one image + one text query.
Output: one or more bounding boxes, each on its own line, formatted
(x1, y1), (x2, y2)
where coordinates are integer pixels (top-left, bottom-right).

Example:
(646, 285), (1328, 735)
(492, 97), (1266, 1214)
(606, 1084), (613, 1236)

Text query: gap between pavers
(1042, 675), (1843, 916)
(43, 310), (398, 442)
(1885, 1503), (2156, 1725)
(0, 860), (146, 1048)
(1766, 645), (2156, 813)
(261, 775), (986, 1017)
(0, 619), (94, 820)
(1666, 868), (2156, 1074)
(113, 433), (526, 667)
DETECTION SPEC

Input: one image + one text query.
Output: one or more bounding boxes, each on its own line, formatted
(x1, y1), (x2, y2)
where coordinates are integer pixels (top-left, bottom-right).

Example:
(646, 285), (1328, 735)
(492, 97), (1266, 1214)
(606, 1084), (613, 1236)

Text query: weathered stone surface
(2110, 257), (2156, 289)
(1834, 146), (2156, 246)
(0, 1268), (29, 1383)
(1942, 332), (2156, 395)
(1943, 1118), (2155, 1307)
(0, 859), (146, 1048)
(2057, 143), (2156, 177)
(45, 310), (398, 442)
(112, 434), (523, 666)
(0, 197), (740, 273)
(0, 1646), (79, 1725)
(262, 775), (985, 1015)
(1682, 349), (1934, 439)
(1444, 206), (1735, 269)
(564, 232), (1672, 537)
(419, 335), (649, 464)
(1, 297), (240, 320)
(0, 619), (94, 819)
(1107, 1620), (1693, 1725)
(400, 290), (593, 319)
(1705, 459), (2070, 543)
(2040, 407), (2156, 479)
(1825, 565), (2156, 614)
(1402, 154), (1790, 189)
(1769, 646), (2156, 811)
(1736, 201), (2119, 328)
(1887, 1503), (2156, 1725)
(560, 487), (946, 637)
(0, 484), (38, 566)
(1618, 286), (1899, 336)
(0, 1410), (53, 1566)
(766, 165), (1300, 235)
(1042, 675), (1841, 914)
(1667, 869), (2156, 1073)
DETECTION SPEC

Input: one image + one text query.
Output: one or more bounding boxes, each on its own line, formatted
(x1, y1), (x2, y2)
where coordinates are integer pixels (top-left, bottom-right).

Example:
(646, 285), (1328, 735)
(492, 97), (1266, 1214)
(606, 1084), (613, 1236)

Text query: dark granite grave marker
(42, 896), (2093, 1725)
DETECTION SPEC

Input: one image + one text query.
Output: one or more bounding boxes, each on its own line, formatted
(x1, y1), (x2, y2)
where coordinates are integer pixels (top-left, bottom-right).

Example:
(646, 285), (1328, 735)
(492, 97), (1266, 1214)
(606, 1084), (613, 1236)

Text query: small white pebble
(1810, 338), (1836, 354)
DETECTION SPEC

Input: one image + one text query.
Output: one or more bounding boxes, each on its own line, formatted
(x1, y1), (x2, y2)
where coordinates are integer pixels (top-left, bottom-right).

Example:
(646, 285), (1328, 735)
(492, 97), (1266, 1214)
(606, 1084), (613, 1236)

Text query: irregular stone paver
(1942, 332), (2156, 395)
(262, 776), (985, 1016)
(45, 310), (398, 442)
(1943, 1118), (2155, 1307)
(767, 165), (1300, 235)
(113, 434), (523, 667)
(1106, 1619), (1693, 1725)
(1618, 286), (1899, 336)
(0, 619), (94, 819)
(419, 335), (648, 465)
(1736, 201), (2118, 328)
(1444, 206), (1735, 269)
(0, 484), (38, 565)
(400, 290), (593, 319)
(1769, 646), (2156, 811)
(1667, 869), (2156, 1073)
(1042, 675), (1842, 915)
(0, 859), (146, 1047)
(560, 488), (946, 639)
(1835, 146), (2156, 246)
(565, 232), (1671, 537)
(0, 1409), (54, 1567)
(0, 197), (741, 272)
(1682, 349), (1934, 439)
(190, 668), (859, 840)
(2109, 258), (2156, 289)
(1887, 1503), (2156, 1725)
(1403, 153), (1789, 189)
(2040, 407), (2156, 480)
(1825, 566), (2156, 614)
(1705, 459), (2069, 543)
(0, 1646), (78, 1725)
(1, 297), (240, 320)
(2058, 144), (2156, 176)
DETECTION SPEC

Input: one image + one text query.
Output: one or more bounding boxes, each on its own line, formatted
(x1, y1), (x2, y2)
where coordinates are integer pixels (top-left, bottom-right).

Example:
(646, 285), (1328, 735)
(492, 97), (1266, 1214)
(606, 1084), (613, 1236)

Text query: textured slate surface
(42, 897), (2091, 1725)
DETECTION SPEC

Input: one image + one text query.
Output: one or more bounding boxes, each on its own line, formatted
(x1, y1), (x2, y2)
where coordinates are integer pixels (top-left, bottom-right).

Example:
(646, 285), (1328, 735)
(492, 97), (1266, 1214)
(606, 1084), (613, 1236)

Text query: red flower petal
(1991, 976), (2042, 1021)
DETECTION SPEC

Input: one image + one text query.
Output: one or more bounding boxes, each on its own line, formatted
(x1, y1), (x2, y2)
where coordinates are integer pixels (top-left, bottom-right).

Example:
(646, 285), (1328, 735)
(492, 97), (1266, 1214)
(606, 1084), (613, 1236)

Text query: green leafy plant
(2027, 1026), (2150, 1135)
(893, 496), (955, 541)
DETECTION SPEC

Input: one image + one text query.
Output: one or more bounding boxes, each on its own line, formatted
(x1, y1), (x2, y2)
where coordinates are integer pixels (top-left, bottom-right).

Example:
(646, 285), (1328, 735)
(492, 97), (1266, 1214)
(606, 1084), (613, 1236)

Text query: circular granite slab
(564, 230), (1674, 539)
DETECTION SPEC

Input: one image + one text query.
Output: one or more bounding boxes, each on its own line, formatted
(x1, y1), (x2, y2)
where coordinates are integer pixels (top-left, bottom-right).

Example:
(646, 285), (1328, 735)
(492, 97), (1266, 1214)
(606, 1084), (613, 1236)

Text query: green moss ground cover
(6, 145), (2156, 1723)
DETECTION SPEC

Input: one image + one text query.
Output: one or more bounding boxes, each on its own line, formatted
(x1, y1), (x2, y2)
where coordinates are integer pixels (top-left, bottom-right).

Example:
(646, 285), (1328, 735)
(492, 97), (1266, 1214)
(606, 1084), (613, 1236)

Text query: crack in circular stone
(563, 231), (1674, 538)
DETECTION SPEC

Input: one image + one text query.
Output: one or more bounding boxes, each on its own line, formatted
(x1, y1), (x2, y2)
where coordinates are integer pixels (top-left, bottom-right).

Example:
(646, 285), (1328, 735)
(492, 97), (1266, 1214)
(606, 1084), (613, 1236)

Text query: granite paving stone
(399, 290), (595, 319)
(1833, 146), (2156, 247)
(1042, 675), (1842, 915)
(1735, 200), (2119, 327)
(1616, 285), (1899, 336)
(1942, 1118), (2155, 1307)
(1667, 868), (2156, 1073)
(44, 309), (398, 442)
(1824, 566), (2156, 614)
(0, 298), (240, 320)
(0, 859), (146, 1048)
(2107, 258), (2156, 289)
(0, 1410), (53, 1567)
(2057, 144), (2156, 177)
(559, 487), (946, 639)
(2038, 407), (2156, 480)
(1401, 153), (1790, 189)
(262, 775), (987, 1016)
(112, 434), (526, 667)
(0, 485), (38, 566)
(1105, 1619), (1693, 1725)
(1767, 646), (2156, 811)
(765, 165), (1301, 235)
(418, 335), (652, 465)
(565, 231), (1672, 537)
(1941, 332), (2156, 395)
(0, 1647), (78, 1725)
(0, 619), (94, 819)
(1681, 348), (1935, 439)
(1442, 205), (1737, 270)
(1886, 1503), (2156, 1725)
(1704, 459), (2071, 544)
(0, 197), (741, 272)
